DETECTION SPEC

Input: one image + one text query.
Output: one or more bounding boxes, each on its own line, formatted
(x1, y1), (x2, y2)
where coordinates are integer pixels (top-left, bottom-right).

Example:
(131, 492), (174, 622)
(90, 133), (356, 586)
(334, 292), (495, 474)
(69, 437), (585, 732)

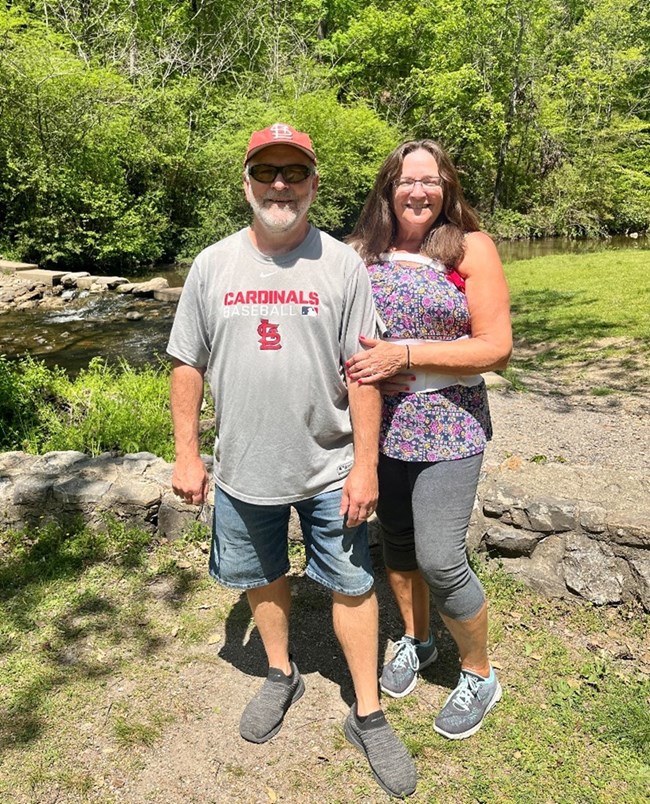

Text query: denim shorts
(209, 485), (374, 596)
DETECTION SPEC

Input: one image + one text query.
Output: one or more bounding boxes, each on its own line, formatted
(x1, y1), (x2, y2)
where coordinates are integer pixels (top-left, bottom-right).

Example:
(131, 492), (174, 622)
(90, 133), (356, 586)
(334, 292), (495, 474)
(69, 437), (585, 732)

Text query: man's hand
(172, 455), (209, 506)
(343, 374), (381, 527)
(339, 463), (378, 527)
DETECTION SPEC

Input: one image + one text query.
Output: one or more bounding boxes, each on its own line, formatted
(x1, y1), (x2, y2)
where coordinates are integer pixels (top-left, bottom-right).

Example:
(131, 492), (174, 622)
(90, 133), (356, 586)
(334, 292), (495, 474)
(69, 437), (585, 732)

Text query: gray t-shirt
(167, 225), (377, 505)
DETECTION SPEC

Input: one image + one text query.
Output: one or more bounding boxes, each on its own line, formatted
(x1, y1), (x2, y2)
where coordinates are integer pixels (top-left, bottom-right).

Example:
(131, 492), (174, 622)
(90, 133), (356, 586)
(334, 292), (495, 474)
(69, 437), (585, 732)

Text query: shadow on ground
(509, 288), (618, 345)
(2, 520), (464, 755)
(507, 290), (649, 406)
(0, 518), (200, 752)
(217, 545), (461, 706)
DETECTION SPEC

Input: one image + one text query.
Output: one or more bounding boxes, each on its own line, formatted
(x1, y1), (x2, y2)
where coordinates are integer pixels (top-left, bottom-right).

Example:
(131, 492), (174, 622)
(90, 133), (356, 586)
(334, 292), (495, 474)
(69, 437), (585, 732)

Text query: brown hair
(347, 139), (480, 268)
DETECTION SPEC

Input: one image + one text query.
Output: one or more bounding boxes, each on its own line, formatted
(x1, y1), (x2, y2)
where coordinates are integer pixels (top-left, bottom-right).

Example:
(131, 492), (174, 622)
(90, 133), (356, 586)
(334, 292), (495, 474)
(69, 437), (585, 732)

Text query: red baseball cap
(245, 122), (317, 164)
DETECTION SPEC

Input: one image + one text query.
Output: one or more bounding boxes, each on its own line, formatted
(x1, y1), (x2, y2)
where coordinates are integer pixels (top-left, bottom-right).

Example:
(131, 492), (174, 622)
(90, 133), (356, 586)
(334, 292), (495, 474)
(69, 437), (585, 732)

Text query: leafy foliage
(0, 354), (61, 450)
(326, 0), (650, 235)
(0, 356), (176, 459)
(0, 1), (648, 271)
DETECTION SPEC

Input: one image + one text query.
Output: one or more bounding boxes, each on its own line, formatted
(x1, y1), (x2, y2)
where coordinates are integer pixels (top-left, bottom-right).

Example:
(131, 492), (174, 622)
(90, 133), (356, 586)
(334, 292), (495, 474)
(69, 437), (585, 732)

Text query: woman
(345, 140), (512, 740)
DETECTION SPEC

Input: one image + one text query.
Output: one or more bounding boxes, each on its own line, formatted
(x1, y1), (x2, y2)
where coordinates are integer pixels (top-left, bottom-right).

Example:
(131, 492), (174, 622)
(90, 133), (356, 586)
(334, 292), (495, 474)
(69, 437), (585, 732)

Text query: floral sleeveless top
(366, 254), (492, 462)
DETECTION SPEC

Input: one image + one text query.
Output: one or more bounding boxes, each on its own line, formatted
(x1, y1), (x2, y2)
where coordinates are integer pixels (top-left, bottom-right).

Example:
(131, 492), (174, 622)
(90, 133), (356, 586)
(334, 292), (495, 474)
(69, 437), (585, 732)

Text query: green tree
(0, 8), (223, 269)
(181, 87), (397, 253)
(534, 0), (650, 234)
(2, 0), (649, 270)
(323, 0), (550, 208)
(0, 10), (166, 267)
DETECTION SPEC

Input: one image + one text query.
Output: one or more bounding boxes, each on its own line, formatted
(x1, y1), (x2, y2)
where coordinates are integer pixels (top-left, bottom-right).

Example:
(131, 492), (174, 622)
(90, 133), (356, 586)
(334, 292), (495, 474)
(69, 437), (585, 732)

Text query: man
(167, 123), (416, 798)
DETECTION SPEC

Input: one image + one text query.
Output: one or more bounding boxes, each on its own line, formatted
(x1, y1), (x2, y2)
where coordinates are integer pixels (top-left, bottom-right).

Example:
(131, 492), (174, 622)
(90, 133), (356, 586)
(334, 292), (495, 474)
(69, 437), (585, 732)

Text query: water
(495, 233), (648, 263)
(0, 237), (646, 374)
(0, 288), (177, 375)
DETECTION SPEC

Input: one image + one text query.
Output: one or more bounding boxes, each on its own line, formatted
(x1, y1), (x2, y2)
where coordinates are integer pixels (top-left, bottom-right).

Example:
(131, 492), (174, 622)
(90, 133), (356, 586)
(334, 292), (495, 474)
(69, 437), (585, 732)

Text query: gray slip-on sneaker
(344, 705), (417, 797)
(240, 660), (305, 744)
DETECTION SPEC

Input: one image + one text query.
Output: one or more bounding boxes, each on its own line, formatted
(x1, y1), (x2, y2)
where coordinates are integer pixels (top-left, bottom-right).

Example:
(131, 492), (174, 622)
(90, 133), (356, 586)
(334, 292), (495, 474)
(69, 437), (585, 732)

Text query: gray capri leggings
(377, 452), (485, 621)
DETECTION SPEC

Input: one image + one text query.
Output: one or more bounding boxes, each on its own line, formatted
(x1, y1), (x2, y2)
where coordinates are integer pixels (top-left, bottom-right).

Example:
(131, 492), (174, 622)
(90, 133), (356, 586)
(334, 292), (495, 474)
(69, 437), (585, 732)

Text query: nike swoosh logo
(260, 271), (278, 278)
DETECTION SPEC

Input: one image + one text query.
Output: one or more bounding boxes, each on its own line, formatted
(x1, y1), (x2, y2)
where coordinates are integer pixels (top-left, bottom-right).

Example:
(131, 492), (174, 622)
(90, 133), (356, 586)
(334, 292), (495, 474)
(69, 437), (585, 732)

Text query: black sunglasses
(247, 164), (314, 184)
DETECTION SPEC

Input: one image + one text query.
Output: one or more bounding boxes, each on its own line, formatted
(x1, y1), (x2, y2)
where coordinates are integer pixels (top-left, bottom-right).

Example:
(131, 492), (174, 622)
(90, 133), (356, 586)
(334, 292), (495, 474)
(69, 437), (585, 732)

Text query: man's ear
(243, 173), (252, 203)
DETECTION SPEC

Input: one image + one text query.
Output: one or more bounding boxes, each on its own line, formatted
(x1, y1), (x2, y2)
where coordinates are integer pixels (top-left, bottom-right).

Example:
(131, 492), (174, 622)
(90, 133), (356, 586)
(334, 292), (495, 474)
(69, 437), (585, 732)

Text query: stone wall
(0, 450), (202, 540)
(1, 450), (648, 611)
(469, 459), (650, 611)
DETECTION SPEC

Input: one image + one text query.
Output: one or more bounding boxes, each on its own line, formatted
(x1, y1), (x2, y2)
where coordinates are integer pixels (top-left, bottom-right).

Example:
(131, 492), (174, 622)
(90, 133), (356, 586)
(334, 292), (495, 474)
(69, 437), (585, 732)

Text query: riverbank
(3, 252), (648, 472)
(1, 254), (649, 802)
(3, 242), (649, 375)
(0, 264), (179, 313)
(0, 266), (179, 374)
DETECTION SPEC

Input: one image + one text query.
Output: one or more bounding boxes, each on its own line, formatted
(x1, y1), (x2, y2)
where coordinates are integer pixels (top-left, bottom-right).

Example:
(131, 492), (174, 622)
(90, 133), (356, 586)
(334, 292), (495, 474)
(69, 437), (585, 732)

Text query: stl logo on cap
(245, 123), (317, 163)
(270, 123), (295, 140)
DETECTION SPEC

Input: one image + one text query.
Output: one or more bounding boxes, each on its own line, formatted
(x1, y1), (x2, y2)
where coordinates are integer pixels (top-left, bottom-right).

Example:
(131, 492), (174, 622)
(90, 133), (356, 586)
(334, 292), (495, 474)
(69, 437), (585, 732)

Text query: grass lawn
(1, 520), (649, 802)
(504, 249), (650, 372)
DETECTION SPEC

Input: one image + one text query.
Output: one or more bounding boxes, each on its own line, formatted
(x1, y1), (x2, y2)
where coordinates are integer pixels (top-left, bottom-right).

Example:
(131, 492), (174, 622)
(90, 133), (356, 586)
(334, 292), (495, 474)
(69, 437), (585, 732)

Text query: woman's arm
(346, 232), (512, 383)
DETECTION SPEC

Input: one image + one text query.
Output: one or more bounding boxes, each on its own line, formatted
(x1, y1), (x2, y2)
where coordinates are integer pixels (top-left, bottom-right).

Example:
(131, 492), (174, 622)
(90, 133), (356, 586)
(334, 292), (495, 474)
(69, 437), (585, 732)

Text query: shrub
(0, 354), (63, 450)
(35, 358), (175, 460)
(0, 356), (176, 459)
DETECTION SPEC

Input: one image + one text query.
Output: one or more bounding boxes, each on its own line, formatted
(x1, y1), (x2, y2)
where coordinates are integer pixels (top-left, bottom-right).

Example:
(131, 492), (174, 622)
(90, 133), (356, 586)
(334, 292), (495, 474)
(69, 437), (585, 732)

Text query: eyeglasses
(394, 177), (443, 190)
(247, 164), (315, 184)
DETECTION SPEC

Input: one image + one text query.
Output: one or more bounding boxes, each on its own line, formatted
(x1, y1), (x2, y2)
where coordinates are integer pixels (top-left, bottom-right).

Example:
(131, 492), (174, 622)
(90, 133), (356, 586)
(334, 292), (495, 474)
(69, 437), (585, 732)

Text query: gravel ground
(485, 381), (650, 471)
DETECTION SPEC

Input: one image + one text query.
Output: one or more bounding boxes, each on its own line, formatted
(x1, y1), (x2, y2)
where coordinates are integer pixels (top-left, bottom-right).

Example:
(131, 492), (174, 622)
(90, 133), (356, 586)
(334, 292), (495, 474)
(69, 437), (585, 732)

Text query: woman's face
(391, 148), (444, 241)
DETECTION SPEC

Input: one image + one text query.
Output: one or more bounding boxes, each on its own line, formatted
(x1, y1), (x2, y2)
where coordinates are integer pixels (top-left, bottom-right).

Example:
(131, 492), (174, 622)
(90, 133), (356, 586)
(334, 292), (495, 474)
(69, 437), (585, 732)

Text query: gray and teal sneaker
(380, 633), (438, 698)
(433, 667), (502, 740)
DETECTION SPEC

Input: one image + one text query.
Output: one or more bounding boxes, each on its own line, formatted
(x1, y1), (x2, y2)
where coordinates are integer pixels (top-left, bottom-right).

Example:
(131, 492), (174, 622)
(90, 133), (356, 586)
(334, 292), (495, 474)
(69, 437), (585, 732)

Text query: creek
(0, 266), (184, 375)
(0, 236), (646, 374)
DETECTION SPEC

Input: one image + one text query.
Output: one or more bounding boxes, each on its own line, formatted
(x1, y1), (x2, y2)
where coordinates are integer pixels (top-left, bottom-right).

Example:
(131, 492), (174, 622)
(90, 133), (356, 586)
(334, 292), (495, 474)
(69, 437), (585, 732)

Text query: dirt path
(77, 570), (420, 804)
(486, 351), (650, 471)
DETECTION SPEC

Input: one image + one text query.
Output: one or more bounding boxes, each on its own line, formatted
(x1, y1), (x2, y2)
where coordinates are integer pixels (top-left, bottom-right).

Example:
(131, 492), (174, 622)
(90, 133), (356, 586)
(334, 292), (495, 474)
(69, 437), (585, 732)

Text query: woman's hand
(381, 373), (414, 395)
(346, 336), (410, 384)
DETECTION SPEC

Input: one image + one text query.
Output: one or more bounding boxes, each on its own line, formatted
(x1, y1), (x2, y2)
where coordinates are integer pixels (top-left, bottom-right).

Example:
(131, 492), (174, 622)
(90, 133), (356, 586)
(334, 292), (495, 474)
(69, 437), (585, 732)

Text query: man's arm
(340, 380), (382, 527)
(170, 357), (209, 505)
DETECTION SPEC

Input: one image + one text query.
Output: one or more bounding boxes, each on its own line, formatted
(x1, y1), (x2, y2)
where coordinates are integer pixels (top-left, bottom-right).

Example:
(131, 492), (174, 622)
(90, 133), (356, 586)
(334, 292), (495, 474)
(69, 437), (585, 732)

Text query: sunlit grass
(505, 249), (650, 368)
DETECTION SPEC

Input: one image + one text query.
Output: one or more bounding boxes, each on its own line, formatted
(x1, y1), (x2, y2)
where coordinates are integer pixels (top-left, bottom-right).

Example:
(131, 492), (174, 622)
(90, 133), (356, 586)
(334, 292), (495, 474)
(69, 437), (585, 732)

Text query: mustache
(264, 192), (295, 201)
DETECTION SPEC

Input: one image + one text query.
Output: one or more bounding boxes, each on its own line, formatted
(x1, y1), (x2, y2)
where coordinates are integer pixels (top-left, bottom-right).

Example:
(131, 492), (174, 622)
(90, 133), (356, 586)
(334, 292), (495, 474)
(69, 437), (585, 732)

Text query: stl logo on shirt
(257, 318), (282, 350)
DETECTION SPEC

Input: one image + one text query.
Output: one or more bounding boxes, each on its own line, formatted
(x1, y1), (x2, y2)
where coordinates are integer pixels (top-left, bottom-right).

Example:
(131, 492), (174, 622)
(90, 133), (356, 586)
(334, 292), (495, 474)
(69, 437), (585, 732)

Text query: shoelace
(451, 673), (481, 711)
(390, 638), (419, 672)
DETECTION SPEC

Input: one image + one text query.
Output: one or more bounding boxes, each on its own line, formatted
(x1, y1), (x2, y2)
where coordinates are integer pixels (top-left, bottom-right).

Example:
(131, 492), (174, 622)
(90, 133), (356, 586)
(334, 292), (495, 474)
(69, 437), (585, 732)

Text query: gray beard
(248, 193), (312, 233)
